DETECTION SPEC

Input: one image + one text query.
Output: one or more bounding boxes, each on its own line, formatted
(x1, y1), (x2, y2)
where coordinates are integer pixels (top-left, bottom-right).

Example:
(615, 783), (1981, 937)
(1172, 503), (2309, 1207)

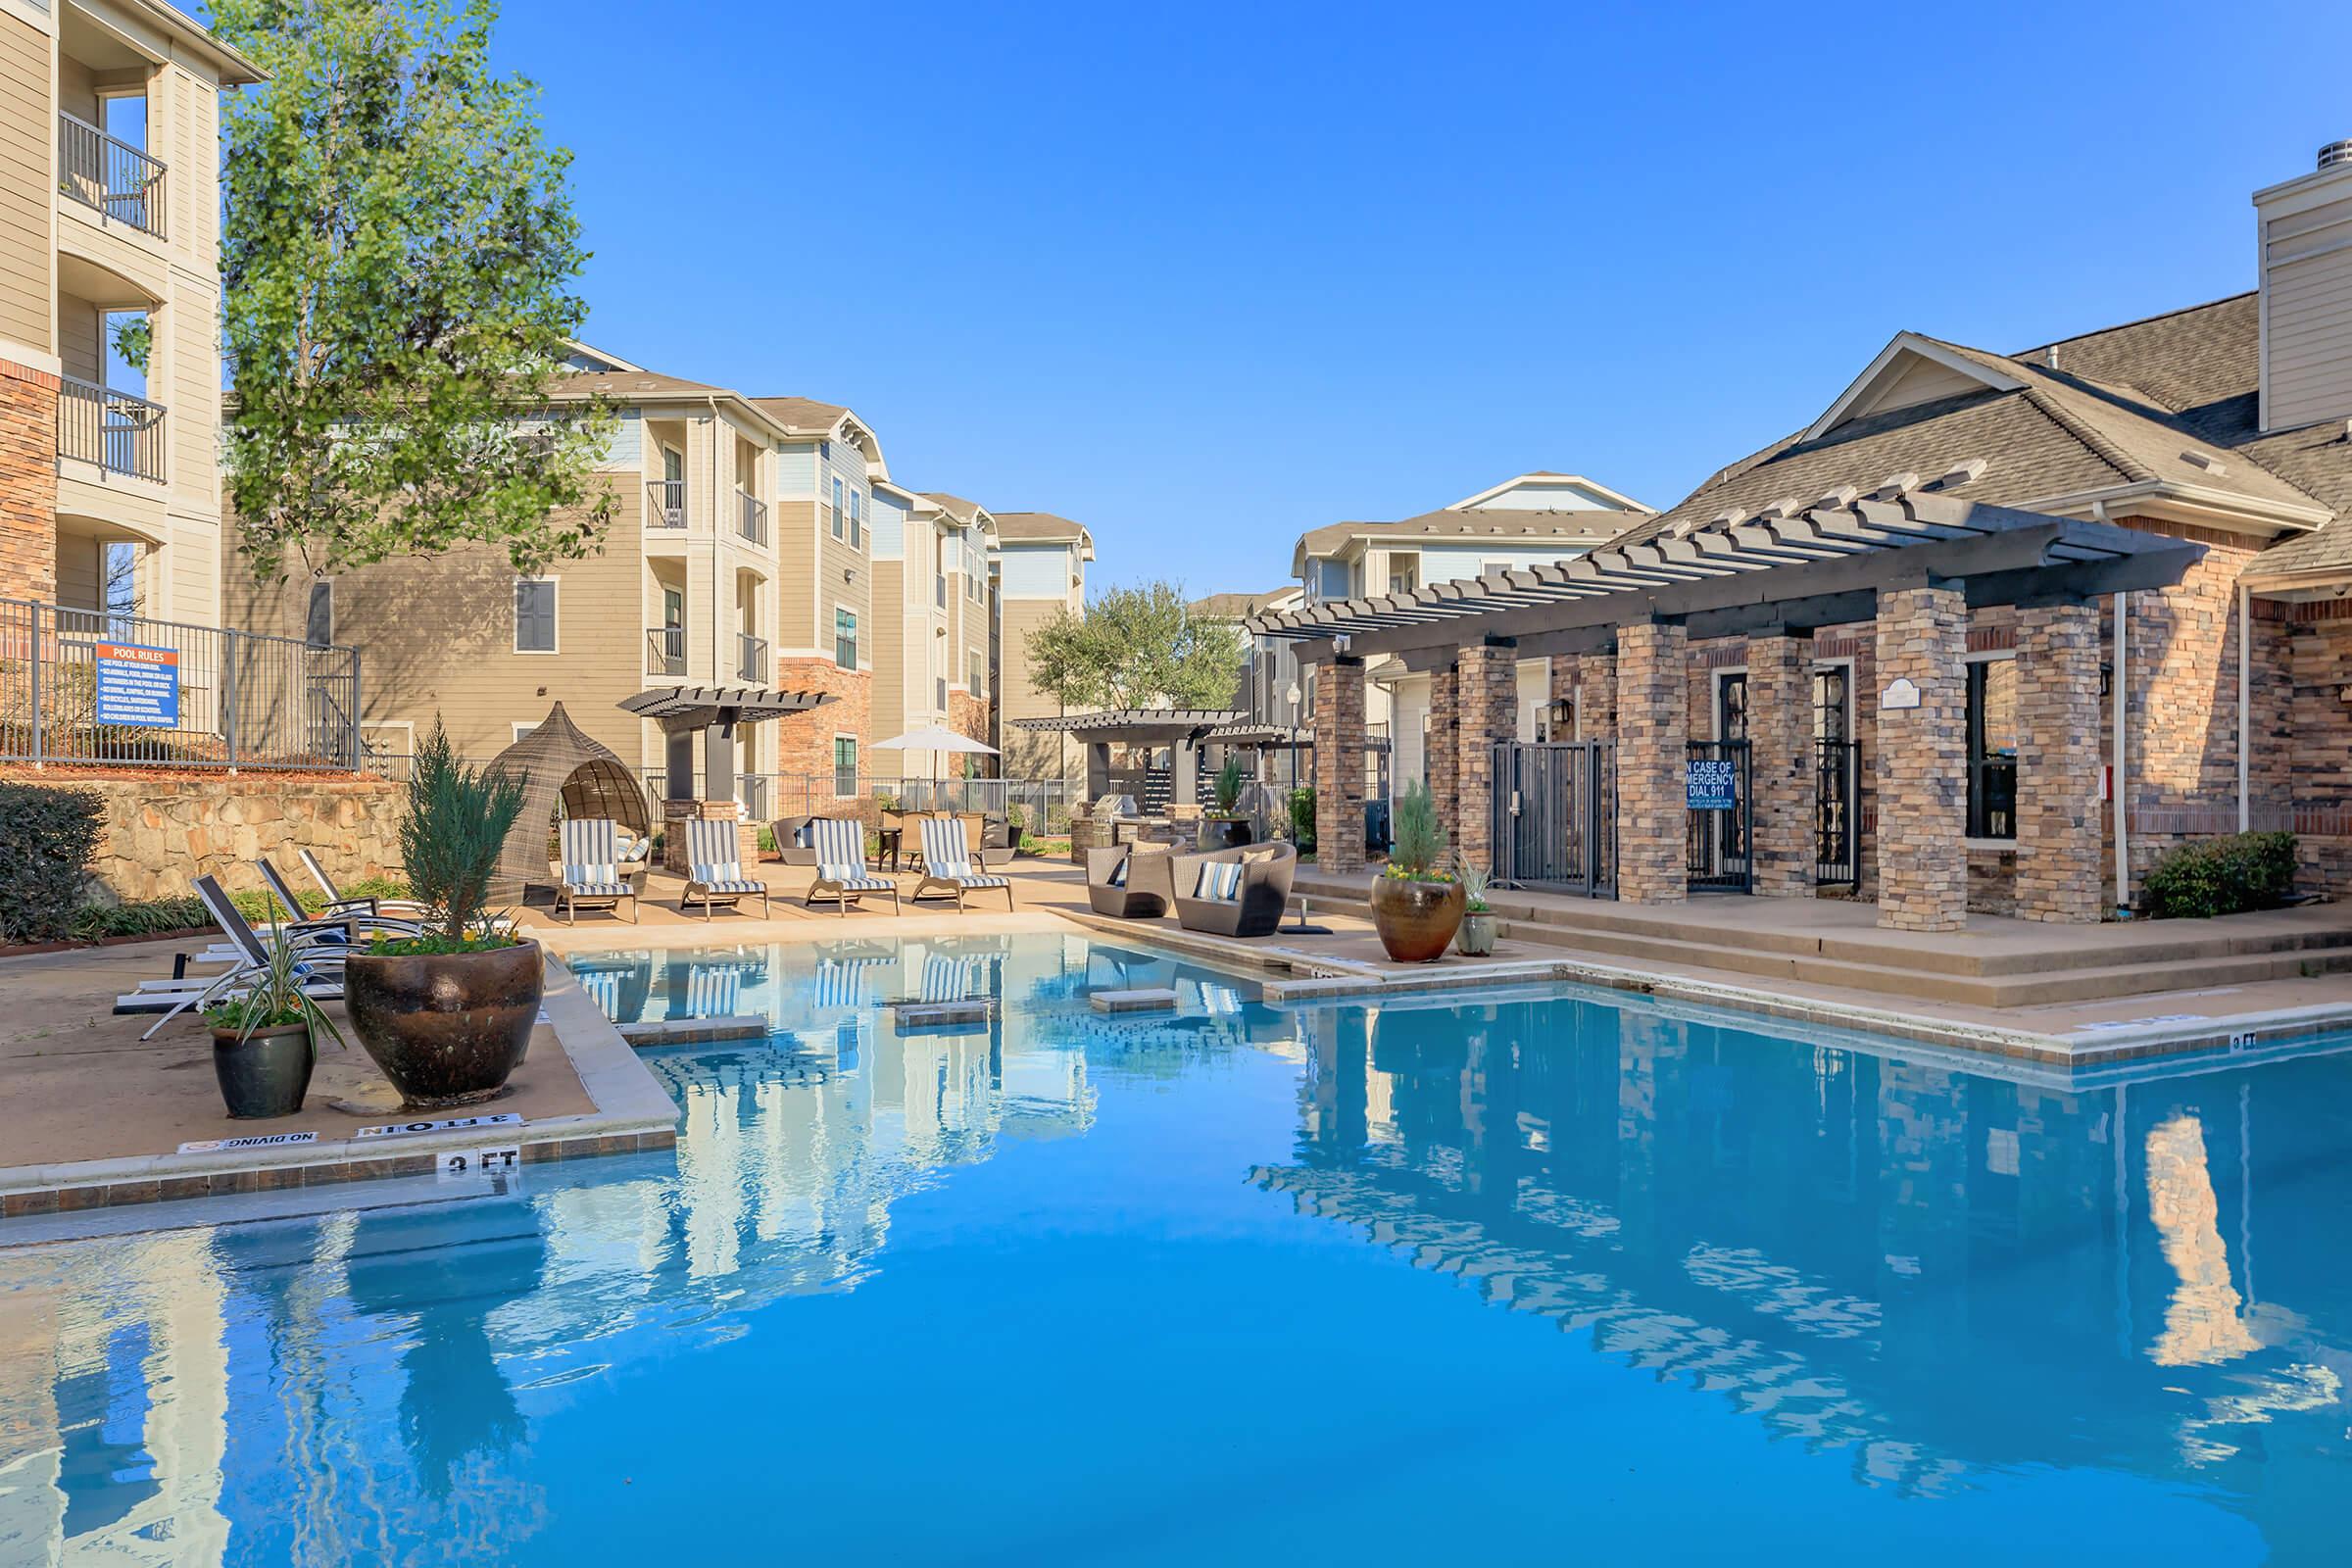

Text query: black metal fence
(1816, 739), (1859, 885)
(58, 112), (167, 237)
(58, 376), (166, 483)
(1686, 740), (1751, 893)
(1491, 741), (1615, 896)
(0, 599), (362, 770)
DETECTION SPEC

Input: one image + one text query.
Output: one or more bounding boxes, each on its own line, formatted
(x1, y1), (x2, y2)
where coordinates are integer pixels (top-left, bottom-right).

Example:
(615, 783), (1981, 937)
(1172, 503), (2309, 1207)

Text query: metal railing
(736, 490), (767, 545)
(737, 631), (768, 684)
(1, 598), (362, 770)
(935, 575), (947, 609)
(1816, 739), (1859, 886)
(646, 479), (686, 528)
(59, 376), (165, 482)
(645, 771), (1075, 835)
(58, 112), (166, 237)
(645, 625), (685, 677)
(1686, 740), (1752, 893)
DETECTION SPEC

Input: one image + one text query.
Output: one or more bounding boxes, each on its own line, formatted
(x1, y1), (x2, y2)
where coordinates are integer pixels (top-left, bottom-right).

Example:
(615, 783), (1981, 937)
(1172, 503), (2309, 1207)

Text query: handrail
(57, 112), (167, 238)
(645, 625), (686, 676)
(646, 479), (687, 528)
(736, 489), (767, 545)
(737, 631), (768, 683)
(58, 374), (166, 482)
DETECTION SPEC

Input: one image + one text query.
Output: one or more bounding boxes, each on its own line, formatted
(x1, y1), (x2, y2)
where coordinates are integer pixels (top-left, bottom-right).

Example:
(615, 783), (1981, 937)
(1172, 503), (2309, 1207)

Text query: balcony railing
(645, 625), (685, 677)
(736, 490), (767, 546)
(58, 113), (167, 238)
(58, 376), (165, 482)
(737, 631), (768, 684)
(935, 574), (947, 609)
(646, 479), (686, 529)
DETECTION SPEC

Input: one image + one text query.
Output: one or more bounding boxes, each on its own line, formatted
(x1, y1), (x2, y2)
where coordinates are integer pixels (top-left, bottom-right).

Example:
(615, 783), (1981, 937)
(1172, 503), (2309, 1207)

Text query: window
(849, 489), (862, 549)
(1480, 560), (1512, 580)
(513, 721), (540, 743)
(1813, 665), (1851, 744)
(305, 579), (333, 646)
(969, 651), (986, 697)
(935, 567), (948, 609)
(831, 476), (845, 539)
(833, 736), (858, 797)
(834, 607), (858, 669)
(1967, 658), (2019, 840)
(1316, 559), (1352, 600)
(514, 578), (558, 653)
(1388, 554), (1419, 596)
(1716, 670), (1748, 743)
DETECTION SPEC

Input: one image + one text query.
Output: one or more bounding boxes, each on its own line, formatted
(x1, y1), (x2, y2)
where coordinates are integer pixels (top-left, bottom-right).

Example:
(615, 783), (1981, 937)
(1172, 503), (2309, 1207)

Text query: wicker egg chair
(484, 704), (655, 904)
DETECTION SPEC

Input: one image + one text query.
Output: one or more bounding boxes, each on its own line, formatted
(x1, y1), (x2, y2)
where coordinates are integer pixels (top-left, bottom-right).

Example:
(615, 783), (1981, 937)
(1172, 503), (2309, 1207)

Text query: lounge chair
(1085, 842), (1176, 919)
(296, 847), (436, 924)
(257, 858), (428, 944)
(1169, 840), (1297, 939)
(910, 815), (1015, 912)
(558, 818), (638, 924)
(678, 817), (772, 920)
(787, 817), (901, 916)
(117, 875), (349, 1038)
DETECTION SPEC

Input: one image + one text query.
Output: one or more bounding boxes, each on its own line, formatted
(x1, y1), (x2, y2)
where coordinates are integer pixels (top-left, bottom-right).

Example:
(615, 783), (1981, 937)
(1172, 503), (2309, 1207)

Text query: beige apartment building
(993, 511), (1094, 790)
(865, 483), (997, 783)
(0, 0), (259, 622)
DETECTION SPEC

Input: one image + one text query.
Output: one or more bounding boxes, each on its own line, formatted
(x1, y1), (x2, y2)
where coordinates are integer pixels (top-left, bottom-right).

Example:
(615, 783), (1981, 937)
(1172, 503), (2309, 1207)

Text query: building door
(1715, 670), (1748, 865)
(1813, 666), (1858, 884)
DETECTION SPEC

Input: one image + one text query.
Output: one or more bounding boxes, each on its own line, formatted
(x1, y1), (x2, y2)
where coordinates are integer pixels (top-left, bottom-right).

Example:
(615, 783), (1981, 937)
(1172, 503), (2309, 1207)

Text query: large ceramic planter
(345, 940), (543, 1108)
(1456, 910), (1497, 957)
(1369, 875), (1466, 963)
(1197, 817), (1253, 853)
(212, 1023), (315, 1119)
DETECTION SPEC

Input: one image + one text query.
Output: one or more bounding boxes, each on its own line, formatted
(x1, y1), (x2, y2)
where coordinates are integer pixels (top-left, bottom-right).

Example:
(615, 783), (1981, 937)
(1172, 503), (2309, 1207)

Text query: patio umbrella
(871, 726), (999, 807)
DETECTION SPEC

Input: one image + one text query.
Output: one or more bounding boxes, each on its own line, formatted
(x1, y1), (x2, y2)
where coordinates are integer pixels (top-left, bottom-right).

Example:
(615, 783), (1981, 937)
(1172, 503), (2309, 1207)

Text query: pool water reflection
(1, 935), (2347, 1565)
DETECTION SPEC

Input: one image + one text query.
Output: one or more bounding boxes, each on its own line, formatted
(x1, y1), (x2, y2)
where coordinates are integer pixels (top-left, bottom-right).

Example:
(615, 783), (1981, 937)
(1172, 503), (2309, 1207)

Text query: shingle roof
(753, 397), (851, 434)
(992, 512), (1091, 544)
(919, 492), (991, 526)
(1189, 589), (1296, 619)
(1293, 506), (1630, 563)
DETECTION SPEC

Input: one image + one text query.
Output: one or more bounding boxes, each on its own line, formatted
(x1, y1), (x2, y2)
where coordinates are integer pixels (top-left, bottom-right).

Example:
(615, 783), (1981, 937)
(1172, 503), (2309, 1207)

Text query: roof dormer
(1800, 333), (2022, 442)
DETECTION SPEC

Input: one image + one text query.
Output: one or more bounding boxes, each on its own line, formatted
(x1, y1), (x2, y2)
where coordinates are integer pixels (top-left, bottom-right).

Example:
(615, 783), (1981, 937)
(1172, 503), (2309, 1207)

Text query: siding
(772, 499), (817, 647)
(0, 11), (49, 357)
(2265, 185), (2352, 429)
(998, 542), (1072, 599)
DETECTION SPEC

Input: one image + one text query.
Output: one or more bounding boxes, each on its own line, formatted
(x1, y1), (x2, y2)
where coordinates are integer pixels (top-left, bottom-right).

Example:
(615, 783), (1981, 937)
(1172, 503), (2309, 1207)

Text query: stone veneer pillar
(1313, 658), (1368, 870)
(662, 798), (758, 874)
(1578, 653), (1617, 740)
(2014, 601), (2104, 922)
(0, 358), (61, 604)
(1425, 661), (1458, 829)
(1744, 634), (1814, 897)
(1454, 642), (1517, 873)
(1615, 621), (1689, 904)
(1874, 584), (1967, 931)
(1548, 655), (1576, 736)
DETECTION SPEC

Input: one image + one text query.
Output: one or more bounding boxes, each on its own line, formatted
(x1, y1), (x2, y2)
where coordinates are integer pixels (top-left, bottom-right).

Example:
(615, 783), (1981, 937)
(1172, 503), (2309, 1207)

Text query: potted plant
(344, 722), (540, 1107)
(1369, 780), (1464, 962)
(1455, 859), (1496, 956)
(1198, 758), (1254, 852)
(205, 923), (344, 1118)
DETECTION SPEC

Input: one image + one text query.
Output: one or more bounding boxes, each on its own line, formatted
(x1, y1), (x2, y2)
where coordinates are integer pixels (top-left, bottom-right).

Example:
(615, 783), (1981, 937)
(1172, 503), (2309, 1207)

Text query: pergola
(1249, 489), (2203, 928)
(1008, 709), (1244, 807)
(619, 683), (834, 807)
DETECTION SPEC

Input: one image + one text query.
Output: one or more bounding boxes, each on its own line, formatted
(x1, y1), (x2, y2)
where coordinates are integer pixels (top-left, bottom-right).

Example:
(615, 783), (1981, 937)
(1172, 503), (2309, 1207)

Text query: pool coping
(0, 954), (681, 1228)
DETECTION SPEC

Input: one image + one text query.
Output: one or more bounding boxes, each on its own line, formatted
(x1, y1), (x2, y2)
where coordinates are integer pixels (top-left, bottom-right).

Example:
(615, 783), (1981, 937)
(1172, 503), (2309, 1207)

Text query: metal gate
(1491, 741), (1615, 896)
(1686, 740), (1751, 893)
(1816, 739), (1859, 885)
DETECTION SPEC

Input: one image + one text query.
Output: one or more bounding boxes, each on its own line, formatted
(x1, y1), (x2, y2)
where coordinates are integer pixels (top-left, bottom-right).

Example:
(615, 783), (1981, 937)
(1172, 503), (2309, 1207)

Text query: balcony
(737, 631), (768, 684)
(58, 376), (164, 482)
(58, 114), (167, 239)
(646, 479), (686, 529)
(736, 490), (767, 546)
(935, 574), (947, 609)
(645, 625), (685, 677)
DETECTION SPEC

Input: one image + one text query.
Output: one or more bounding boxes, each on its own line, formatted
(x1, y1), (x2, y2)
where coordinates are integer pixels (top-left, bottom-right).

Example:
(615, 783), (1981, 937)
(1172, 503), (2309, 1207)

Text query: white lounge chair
(257, 858), (428, 944)
(795, 817), (901, 916)
(297, 847), (436, 923)
(910, 816), (1015, 912)
(679, 817), (771, 920)
(558, 818), (638, 924)
(117, 875), (348, 1038)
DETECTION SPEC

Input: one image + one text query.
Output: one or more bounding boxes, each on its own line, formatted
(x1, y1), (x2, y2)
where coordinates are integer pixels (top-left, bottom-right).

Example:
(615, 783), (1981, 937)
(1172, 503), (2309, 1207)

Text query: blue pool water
(2, 931), (2349, 1565)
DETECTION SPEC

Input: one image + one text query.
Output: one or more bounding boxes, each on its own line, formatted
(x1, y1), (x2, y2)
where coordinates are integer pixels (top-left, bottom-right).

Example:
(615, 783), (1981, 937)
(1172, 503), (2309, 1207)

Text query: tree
(1025, 581), (1245, 711)
(216, 0), (615, 580)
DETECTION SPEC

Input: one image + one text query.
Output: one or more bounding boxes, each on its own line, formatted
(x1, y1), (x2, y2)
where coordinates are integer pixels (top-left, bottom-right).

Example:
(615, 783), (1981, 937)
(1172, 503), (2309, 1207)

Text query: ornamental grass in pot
(1197, 758), (1254, 853)
(1369, 781), (1463, 962)
(205, 924), (344, 1118)
(345, 722), (540, 1108)
(1454, 859), (1497, 957)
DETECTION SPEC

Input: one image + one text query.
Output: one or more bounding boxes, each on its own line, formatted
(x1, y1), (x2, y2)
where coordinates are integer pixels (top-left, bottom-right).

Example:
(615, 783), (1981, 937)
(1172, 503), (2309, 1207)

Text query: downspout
(2097, 499), (2130, 912)
(2237, 579), (2252, 832)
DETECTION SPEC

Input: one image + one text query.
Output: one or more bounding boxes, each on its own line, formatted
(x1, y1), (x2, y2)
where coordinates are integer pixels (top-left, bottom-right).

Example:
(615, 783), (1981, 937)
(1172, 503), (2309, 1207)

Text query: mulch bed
(0, 926), (217, 960)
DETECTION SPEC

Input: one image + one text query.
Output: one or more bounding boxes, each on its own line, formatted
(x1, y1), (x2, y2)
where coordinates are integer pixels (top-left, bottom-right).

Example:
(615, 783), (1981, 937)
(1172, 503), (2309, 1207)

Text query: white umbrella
(871, 726), (999, 808)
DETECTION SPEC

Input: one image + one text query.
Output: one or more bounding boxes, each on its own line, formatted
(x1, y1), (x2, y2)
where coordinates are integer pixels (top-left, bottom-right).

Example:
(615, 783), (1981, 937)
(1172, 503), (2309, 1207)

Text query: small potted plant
(1455, 859), (1496, 956)
(1198, 758), (1254, 852)
(205, 923), (344, 1118)
(1369, 780), (1463, 962)
(344, 721), (540, 1107)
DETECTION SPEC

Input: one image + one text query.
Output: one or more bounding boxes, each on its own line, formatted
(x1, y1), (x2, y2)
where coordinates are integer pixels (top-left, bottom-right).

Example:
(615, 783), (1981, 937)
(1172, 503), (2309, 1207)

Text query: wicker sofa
(1085, 842), (1178, 919)
(1168, 840), (1297, 938)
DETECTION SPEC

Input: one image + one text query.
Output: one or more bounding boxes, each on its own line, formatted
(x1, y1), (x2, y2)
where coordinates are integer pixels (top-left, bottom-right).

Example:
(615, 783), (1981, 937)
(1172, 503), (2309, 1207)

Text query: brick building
(1262, 142), (2352, 927)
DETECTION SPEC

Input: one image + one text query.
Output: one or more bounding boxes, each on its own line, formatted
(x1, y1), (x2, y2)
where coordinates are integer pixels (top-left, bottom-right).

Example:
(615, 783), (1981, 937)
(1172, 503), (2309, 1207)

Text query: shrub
(1288, 787), (1316, 854)
(2139, 831), (2298, 919)
(0, 783), (104, 945)
(1212, 758), (1246, 815)
(1388, 780), (1449, 880)
(389, 719), (526, 944)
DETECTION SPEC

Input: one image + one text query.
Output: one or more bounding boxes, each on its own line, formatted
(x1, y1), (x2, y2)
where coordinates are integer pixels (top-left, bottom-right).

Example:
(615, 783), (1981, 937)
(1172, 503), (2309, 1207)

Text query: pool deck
(8, 851), (2352, 1228)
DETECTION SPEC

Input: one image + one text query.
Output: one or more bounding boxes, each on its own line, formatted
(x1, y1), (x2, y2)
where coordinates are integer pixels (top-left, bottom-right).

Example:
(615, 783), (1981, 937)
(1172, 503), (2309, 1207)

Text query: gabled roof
(752, 397), (890, 478)
(1291, 507), (1629, 575)
(1447, 471), (1655, 513)
(993, 512), (1096, 558)
(920, 492), (996, 531)
(1189, 587), (1299, 619)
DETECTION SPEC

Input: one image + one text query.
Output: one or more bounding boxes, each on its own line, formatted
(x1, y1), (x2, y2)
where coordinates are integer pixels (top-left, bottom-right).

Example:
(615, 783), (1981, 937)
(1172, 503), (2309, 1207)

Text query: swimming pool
(2, 931), (2346, 1564)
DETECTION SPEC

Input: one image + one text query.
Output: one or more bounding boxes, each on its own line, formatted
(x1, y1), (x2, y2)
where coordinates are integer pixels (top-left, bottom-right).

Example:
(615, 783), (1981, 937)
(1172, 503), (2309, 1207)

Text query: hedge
(0, 783), (103, 945)
(2139, 831), (2298, 919)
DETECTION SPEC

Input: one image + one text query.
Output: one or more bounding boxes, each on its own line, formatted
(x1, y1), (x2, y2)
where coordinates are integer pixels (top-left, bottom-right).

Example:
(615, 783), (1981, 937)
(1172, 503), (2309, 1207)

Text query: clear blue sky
(481, 0), (2352, 595)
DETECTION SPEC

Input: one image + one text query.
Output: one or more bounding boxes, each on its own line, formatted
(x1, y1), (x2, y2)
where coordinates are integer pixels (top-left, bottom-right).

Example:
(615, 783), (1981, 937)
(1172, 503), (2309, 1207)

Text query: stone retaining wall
(57, 773), (404, 903)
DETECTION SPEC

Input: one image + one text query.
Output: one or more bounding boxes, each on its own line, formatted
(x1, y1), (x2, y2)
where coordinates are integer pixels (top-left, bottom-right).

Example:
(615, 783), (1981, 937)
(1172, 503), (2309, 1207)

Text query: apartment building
(0, 0), (260, 622)
(866, 483), (997, 780)
(991, 511), (1094, 789)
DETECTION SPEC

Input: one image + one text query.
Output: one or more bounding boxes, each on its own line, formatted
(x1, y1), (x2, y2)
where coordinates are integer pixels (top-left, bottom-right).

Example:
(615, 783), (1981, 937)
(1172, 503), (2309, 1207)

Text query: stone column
(1455, 643), (1517, 873)
(2015, 601), (2104, 922)
(1547, 656), (1577, 738)
(1578, 653), (1618, 741)
(1745, 633), (1814, 897)
(1312, 659), (1368, 870)
(1615, 621), (1689, 904)
(1874, 583), (1967, 931)
(1425, 662), (1459, 829)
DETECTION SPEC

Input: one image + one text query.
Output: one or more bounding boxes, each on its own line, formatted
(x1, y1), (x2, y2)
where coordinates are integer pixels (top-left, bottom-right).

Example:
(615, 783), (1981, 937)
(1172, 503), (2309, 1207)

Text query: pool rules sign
(92, 641), (179, 727)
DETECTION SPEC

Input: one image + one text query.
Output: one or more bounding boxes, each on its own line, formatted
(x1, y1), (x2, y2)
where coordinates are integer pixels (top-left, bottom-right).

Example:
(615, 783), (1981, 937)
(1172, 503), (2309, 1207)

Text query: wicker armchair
(1168, 840), (1296, 938)
(1085, 842), (1177, 919)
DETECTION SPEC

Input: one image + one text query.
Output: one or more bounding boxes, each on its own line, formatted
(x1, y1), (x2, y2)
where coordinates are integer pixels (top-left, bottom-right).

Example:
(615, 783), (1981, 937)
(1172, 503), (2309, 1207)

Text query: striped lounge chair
(911, 816), (1014, 912)
(804, 817), (900, 916)
(558, 818), (638, 924)
(680, 817), (772, 920)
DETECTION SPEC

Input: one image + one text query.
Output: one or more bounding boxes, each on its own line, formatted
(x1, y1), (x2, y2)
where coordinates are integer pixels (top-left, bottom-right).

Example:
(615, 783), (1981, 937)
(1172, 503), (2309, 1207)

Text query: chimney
(2254, 142), (2352, 432)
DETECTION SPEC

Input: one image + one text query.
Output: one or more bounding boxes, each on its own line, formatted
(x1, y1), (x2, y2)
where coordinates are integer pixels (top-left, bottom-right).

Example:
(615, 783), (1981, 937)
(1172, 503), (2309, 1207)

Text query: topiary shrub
(2139, 831), (2298, 919)
(0, 783), (104, 945)
(1387, 779), (1449, 880)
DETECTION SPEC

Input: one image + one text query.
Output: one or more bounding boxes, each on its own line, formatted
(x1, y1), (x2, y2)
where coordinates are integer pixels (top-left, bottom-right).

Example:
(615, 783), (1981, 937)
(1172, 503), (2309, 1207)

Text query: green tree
(216, 0), (615, 580)
(1025, 581), (1245, 711)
